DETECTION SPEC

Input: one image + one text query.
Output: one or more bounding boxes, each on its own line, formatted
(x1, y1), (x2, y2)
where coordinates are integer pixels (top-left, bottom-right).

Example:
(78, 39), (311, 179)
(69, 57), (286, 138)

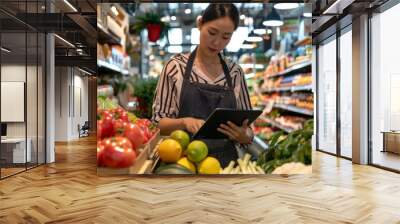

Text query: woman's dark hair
(201, 4), (240, 30)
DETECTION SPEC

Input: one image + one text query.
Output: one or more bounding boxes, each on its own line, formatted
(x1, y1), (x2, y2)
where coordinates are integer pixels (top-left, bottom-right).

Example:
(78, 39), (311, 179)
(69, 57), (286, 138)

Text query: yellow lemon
(197, 157), (221, 174)
(186, 140), (208, 163)
(158, 139), (182, 163)
(177, 157), (196, 173)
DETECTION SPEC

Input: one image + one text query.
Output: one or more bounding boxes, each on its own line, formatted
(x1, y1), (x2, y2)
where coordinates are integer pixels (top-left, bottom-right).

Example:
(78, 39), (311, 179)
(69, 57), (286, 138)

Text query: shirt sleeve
(237, 66), (252, 110)
(151, 59), (180, 124)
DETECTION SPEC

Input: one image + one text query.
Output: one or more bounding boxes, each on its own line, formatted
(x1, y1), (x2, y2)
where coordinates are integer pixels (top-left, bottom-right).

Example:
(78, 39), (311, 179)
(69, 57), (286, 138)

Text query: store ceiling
(127, 3), (308, 55)
(0, 0), (97, 72)
(311, 0), (389, 41)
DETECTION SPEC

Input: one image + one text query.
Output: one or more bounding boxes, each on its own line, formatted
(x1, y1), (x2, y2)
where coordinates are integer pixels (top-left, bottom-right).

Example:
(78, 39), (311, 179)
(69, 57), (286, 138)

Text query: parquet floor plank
(0, 136), (399, 223)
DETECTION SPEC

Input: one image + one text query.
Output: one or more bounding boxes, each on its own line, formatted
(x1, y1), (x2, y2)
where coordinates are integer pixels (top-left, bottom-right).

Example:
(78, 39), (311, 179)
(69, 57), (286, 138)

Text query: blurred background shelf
(259, 116), (296, 133)
(274, 103), (313, 116)
(266, 61), (311, 78)
(261, 84), (312, 93)
(97, 59), (129, 75)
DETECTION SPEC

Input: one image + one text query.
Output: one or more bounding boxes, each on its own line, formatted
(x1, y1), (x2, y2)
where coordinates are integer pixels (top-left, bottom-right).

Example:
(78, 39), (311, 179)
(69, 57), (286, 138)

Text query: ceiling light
(184, 8), (191, 14)
(303, 12), (312, 18)
(111, 6), (119, 16)
(263, 8), (283, 27)
(253, 28), (266, 35)
(274, 3), (299, 10)
(161, 16), (170, 22)
(54, 34), (75, 48)
(1, 47), (11, 53)
(171, 16), (176, 21)
(63, 0), (78, 12)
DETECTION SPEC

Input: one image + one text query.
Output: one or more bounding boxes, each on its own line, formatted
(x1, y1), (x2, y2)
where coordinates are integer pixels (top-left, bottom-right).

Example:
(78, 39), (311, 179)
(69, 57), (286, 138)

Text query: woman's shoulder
(169, 53), (190, 65)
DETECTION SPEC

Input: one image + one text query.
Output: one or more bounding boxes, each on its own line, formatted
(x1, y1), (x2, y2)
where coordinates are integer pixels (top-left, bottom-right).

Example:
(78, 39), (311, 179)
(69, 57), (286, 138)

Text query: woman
(152, 3), (254, 167)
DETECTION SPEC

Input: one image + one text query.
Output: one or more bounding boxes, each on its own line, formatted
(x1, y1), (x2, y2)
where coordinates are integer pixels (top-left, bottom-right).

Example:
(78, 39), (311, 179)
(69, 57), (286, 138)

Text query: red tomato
(121, 123), (144, 150)
(98, 109), (112, 120)
(113, 119), (128, 135)
(101, 137), (136, 168)
(99, 115), (115, 139)
(135, 119), (154, 142)
(136, 119), (152, 128)
(97, 141), (105, 166)
(112, 108), (129, 122)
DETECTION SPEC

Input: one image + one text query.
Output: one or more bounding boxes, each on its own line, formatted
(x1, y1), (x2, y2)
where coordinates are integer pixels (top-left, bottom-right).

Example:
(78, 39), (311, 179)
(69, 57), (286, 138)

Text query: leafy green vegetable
(132, 77), (159, 119)
(257, 119), (313, 173)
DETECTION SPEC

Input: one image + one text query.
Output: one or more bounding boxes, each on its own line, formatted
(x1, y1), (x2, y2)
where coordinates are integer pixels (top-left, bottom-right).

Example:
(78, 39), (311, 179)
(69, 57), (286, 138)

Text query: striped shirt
(151, 53), (252, 123)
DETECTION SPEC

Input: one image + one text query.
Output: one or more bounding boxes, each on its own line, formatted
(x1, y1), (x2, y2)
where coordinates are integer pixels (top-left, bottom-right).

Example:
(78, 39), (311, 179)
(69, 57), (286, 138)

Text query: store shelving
(273, 103), (313, 116)
(97, 22), (122, 45)
(261, 84), (312, 93)
(259, 116), (296, 133)
(98, 59), (129, 75)
(266, 61), (311, 78)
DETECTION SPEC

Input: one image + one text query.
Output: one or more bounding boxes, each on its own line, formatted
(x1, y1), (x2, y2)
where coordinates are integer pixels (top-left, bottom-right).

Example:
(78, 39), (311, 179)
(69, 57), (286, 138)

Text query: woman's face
(198, 16), (235, 56)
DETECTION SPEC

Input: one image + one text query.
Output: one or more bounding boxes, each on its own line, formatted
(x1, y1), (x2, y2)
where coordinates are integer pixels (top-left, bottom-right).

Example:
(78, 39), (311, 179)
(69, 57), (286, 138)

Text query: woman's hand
(217, 119), (253, 144)
(181, 117), (205, 134)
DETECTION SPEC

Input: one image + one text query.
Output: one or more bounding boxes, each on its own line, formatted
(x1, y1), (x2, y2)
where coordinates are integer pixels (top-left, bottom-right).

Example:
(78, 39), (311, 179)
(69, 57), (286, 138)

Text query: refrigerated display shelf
(274, 103), (313, 116)
(266, 61), (311, 78)
(98, 59), (129, 75)
(261, 84), (312, 93)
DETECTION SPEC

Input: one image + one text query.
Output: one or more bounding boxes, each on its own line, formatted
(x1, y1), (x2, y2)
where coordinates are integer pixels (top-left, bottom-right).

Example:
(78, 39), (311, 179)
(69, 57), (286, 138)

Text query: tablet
(192, 108), (263, 139)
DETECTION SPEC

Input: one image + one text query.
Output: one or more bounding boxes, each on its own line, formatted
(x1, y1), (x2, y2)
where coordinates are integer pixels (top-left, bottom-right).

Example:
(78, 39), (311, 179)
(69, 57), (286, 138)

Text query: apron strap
(183, 48), (197, 81)
(218, 53), (233, 90)
(184, 47), (234, 90)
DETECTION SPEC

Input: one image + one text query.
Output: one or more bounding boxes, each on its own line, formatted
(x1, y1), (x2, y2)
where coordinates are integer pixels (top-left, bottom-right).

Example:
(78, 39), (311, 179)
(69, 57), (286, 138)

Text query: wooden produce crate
(97, 129), (162, 176)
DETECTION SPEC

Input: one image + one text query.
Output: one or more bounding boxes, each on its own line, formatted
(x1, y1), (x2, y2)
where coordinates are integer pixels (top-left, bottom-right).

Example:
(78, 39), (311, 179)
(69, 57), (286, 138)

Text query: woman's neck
(196, 47), (219, 65)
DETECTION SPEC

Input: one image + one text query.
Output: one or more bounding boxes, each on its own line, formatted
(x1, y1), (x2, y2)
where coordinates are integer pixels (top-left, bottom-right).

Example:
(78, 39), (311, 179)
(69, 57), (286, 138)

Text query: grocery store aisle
(0, 137), (399, 223)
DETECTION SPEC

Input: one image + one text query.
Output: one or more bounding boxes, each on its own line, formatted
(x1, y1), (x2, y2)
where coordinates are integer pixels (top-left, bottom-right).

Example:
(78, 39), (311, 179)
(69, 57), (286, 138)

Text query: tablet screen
(193, 108), (262, 139)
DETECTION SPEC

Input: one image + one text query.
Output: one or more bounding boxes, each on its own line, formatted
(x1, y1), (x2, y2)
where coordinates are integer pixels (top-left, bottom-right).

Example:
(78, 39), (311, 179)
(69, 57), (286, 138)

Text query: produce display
(97, 98), (157, 168)
(257, 119), (313, 174)
(253, 121), (274, 141)
(220, 153), (265, 174)
(155, 130), (221, 175)
(264, 54), (311, 78)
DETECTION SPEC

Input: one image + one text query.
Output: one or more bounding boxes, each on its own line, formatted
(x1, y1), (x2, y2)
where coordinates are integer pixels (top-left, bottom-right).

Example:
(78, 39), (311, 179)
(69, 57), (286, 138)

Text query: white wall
(54, 67), (89, 141)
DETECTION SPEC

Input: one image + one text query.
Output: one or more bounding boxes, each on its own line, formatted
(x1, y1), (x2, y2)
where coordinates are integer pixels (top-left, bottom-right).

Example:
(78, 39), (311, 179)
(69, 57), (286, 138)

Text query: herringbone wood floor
(0, 136), (399, 224)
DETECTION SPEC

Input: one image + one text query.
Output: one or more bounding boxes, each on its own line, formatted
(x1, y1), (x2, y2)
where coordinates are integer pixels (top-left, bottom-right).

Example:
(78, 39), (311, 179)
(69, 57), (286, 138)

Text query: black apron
(177, 48), (238, 167)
